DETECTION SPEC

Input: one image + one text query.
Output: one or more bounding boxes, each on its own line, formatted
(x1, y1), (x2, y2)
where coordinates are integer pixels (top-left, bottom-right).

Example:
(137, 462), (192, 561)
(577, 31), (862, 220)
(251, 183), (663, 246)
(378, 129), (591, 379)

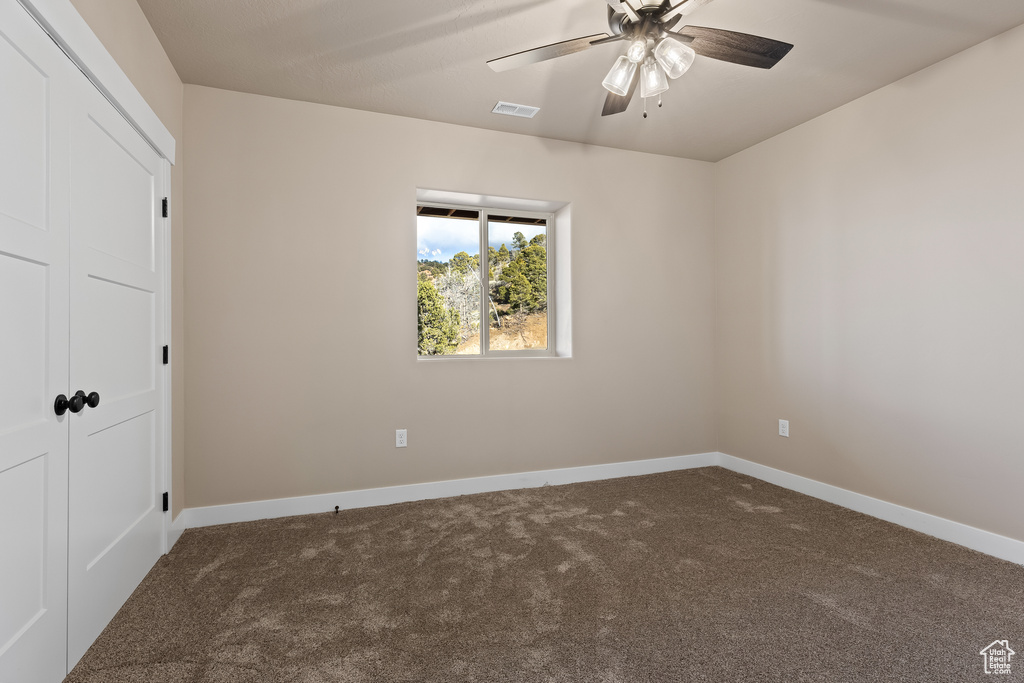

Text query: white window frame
(417, 202), (555, 359)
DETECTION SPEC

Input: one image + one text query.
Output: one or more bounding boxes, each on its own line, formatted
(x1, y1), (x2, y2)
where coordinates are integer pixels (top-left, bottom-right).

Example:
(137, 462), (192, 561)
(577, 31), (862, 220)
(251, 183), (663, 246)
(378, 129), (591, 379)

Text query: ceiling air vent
(491, 101), (540, 119)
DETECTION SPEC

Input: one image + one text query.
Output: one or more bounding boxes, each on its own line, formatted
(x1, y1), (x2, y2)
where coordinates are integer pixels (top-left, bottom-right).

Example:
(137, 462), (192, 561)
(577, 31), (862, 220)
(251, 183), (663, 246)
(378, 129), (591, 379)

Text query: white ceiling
(137, 0), (1024, 162)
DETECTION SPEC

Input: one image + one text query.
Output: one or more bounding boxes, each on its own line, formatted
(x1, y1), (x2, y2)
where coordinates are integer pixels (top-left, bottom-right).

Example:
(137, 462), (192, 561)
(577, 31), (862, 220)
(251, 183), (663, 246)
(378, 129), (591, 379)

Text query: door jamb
(160, 160), (175, 553)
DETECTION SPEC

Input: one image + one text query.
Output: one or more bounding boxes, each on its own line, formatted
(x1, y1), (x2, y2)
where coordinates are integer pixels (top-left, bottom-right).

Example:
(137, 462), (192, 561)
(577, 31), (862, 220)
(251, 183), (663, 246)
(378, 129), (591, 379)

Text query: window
(417, 204), (553, 357)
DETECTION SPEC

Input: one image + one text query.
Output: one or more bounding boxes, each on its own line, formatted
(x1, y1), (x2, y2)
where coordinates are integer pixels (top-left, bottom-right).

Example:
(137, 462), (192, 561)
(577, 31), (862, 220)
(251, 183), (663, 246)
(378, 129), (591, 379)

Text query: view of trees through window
(417, 206), (548, 356)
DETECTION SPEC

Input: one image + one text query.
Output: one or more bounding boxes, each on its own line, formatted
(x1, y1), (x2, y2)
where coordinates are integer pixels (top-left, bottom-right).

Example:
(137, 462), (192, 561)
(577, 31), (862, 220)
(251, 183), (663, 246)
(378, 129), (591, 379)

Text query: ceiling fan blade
(589, 34), (627, 46)
(601, 73), (639, 116)
(661, 0), (717, 21)
(673, 26), (793, 69)
(488, 33), (612, 72)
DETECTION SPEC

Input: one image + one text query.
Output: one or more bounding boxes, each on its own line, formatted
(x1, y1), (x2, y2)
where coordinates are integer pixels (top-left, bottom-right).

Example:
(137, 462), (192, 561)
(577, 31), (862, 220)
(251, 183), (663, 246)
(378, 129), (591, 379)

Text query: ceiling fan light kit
(639, 56), (669, 99)
(626, 39), (648, 63)
(655, 37), (696, 79)
(487, 0), (794, 119)
(604, 35), (691, 114)
(602, 55), (638, 96)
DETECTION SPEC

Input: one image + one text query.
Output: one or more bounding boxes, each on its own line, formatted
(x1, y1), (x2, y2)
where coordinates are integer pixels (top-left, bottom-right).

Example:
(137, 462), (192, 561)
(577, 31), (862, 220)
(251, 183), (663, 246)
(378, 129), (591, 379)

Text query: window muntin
(417, 204), (552, 357)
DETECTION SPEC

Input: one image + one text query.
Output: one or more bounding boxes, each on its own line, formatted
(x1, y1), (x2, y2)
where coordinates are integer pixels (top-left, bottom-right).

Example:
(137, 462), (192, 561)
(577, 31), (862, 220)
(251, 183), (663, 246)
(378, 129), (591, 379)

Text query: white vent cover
(491, 101), (540, 119)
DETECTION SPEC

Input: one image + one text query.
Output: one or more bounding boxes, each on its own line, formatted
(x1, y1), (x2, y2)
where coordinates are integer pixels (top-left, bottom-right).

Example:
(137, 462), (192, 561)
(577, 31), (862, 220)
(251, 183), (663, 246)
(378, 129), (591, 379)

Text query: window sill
(416, 354), (571, 362)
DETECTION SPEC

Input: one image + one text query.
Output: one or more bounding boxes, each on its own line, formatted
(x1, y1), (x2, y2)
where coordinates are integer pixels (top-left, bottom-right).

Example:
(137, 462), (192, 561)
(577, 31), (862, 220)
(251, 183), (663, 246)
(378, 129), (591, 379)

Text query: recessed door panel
(75, 114), (155, 271)
(0, 253), (47, 434)
(81, 275), (155, 402)
(0, 26), (47, 232)
(71, 411), (156, 570)
(0, 455), (47, 654)
(0, 3), (70, 683)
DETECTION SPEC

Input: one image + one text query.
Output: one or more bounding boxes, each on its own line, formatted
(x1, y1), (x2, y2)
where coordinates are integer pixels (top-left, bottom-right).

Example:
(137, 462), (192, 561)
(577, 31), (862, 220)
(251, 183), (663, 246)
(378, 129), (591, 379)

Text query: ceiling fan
(487, 0), (793, 117)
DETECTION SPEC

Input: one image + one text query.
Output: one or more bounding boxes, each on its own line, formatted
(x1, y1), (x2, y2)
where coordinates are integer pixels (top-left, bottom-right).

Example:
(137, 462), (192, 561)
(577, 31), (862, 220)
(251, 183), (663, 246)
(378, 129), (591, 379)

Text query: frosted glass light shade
(626, 39), (647, 64)
(602, 55), (637, 96)
(654, 37), (696, 79)
(640, 57), (669, 99)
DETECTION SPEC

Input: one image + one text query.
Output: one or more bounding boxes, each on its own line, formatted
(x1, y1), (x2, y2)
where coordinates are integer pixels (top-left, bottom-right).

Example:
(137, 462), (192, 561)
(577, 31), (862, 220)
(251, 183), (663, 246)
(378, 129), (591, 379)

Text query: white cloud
(417, 215), (479, 262)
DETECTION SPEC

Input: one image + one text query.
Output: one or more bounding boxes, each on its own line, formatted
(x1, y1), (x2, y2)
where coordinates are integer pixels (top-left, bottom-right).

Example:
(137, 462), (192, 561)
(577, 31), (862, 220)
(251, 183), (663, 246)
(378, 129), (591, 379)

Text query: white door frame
(160, 159), (174, 553)
(16, 0), (177, 552)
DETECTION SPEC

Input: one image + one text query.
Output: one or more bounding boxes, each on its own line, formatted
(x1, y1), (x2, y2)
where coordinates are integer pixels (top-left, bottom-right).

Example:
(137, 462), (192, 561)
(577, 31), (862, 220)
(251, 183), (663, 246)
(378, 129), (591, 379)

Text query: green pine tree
(512, 231), (528, 253)
(417, 280), (460, 355)
(449, 251), (473, 274)
(520, 244), (547, 309)
(498, 260), (533, 312)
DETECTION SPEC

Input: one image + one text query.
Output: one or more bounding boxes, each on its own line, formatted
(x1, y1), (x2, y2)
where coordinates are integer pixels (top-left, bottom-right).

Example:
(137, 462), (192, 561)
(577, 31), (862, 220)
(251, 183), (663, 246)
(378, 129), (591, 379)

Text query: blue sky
(417, 216), (545, 263)
(416, 216), (477, 262)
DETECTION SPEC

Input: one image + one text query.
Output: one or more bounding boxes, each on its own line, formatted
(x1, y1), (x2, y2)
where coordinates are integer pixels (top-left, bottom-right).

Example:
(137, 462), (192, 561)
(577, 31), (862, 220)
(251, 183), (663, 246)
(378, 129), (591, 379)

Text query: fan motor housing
(608, 1), (680, 36)
(607, 8), (629, 35)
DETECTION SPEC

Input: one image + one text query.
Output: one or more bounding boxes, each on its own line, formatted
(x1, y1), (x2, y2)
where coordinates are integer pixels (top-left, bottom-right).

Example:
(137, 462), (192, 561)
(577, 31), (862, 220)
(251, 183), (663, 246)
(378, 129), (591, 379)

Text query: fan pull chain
(658, 96), (663, 108)
(643, 97), (648, 119)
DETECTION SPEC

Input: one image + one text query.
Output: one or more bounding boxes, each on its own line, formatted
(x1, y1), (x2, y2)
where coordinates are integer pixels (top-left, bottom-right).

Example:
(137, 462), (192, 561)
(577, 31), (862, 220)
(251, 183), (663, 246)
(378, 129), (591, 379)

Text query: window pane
(417, 209), (481, 355)
(487, 216), (547, 351)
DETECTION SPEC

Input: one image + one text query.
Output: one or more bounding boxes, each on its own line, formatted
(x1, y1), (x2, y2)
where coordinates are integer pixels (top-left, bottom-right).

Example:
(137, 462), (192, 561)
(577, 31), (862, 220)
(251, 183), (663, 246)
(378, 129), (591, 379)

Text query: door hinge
(162, 492), (169, 512)
(162, 345), (169, 365)
(161, 197), (169, 218)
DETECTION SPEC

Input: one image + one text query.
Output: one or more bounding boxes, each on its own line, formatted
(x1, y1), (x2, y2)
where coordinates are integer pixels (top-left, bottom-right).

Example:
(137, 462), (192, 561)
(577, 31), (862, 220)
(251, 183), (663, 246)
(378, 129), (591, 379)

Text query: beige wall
(70, 0), (186, 516)
(71, 0), (1024, 545)
(715, 24), (1024, 542)
(181, 85), (718, 508)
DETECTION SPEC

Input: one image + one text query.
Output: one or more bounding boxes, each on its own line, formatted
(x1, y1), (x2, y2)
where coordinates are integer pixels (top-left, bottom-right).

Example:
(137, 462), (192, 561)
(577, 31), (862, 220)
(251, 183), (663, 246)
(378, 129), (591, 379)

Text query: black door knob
(54, 394), (70, 416)
(70, 390), (101, 412)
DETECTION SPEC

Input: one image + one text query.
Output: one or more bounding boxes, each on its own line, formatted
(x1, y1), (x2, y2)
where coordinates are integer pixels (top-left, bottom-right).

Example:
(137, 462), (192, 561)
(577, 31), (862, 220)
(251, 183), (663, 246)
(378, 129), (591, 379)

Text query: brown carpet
(65, 467), (1024, 682)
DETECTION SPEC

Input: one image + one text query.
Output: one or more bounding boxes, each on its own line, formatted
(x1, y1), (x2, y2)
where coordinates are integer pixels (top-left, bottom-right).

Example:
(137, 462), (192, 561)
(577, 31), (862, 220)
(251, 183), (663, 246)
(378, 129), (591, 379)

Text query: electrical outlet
(396, 429), (407, 448)
(779, 420), (789, 438)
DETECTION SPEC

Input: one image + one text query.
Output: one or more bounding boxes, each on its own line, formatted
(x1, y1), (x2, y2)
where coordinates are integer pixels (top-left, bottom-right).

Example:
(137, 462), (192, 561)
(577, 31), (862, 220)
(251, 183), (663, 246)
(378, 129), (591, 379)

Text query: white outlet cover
(396, 429), (407, 447)
(779, 420), (789, 437)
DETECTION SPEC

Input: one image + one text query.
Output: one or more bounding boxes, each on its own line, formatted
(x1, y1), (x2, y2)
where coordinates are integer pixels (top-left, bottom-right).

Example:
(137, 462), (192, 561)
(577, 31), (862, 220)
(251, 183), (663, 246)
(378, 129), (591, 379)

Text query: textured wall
(182, 85), (718, 508)
(715, 24), (1024, 542)
(69, 0), (186, 518)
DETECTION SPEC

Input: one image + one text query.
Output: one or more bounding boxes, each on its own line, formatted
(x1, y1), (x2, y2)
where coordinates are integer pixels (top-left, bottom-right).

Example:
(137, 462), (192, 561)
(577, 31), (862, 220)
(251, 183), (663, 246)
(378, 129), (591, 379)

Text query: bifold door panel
(68, 76), (164, 667)
(0, 2), (72, 681)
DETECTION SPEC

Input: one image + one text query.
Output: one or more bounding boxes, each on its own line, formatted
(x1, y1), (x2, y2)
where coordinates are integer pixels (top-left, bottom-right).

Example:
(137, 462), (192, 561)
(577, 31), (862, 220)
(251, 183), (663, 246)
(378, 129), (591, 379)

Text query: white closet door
(66, 70), (166, 669)
(0, 2), (71, 682)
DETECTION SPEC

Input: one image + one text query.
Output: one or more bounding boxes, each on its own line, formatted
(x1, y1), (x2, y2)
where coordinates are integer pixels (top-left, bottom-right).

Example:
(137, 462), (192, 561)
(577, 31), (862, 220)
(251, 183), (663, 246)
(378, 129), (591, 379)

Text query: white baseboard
(179, 451), (720, 530)
(718, 453), (1024, 566)
(166, 512), (186, 552)
(171, 450), (1024, 566)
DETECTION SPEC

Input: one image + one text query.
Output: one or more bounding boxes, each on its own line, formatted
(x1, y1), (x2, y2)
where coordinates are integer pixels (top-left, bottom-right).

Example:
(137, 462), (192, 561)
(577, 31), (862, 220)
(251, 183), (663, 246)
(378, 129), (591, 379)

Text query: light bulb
(640, 57), (668, 99)
(626, 39), (646, 64)
(602, 55), (637, 97)
(654, 37), (696, 79)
